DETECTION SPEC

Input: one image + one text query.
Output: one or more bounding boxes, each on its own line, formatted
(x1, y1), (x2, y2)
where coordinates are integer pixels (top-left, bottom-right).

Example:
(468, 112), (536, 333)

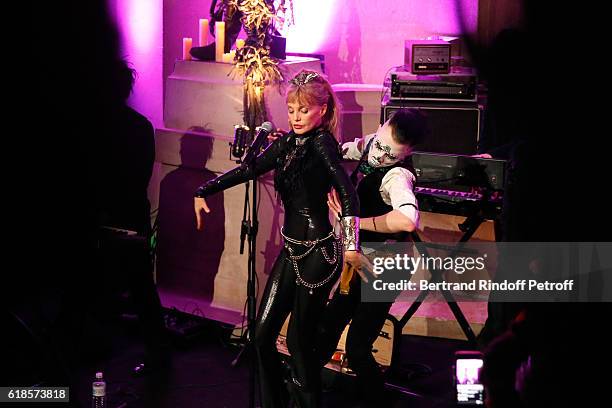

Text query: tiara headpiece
(290, 71), (319, 86)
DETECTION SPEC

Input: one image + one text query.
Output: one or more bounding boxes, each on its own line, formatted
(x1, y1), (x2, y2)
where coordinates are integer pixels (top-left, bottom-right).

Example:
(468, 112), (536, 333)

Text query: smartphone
(454, 350), (484, 405)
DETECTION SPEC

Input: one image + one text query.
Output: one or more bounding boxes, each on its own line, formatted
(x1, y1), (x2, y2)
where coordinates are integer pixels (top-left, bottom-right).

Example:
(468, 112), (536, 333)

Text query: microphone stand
(230, 147), (261, 408)
(229, 123), (272, 408)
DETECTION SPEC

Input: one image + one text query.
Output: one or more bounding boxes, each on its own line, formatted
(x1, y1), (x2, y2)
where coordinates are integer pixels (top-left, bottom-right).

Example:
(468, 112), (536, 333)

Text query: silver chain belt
(281, 228), (342, 295)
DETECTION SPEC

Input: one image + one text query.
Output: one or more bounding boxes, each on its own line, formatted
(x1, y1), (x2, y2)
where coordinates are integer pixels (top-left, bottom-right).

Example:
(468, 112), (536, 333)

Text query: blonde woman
(194, 70), (360, 407)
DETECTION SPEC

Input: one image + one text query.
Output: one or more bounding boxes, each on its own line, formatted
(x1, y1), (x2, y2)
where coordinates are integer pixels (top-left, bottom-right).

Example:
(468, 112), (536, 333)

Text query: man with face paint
(316, 108), (429, 407)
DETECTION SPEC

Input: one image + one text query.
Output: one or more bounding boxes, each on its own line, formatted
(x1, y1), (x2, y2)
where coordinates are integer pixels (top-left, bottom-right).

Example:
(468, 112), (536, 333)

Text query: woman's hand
(194, 197), (211, 230)
(327, 188), (342, 220)
(343, 250), (374, 283)
(267, 128), (288, 143)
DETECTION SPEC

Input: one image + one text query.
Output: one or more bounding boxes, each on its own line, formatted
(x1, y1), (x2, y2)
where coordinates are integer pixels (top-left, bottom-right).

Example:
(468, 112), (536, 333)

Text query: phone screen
(455, 354), (484, 405)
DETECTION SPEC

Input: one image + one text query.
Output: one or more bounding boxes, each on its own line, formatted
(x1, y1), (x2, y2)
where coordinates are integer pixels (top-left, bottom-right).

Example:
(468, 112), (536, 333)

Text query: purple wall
(113, 0), (478, 125)
(284, 0), (477, 84)
(108, 0), (164, 128)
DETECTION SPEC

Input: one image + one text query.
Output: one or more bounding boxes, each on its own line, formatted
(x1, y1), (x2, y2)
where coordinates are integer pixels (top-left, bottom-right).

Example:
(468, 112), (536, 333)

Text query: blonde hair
(286, 70), (342, 142)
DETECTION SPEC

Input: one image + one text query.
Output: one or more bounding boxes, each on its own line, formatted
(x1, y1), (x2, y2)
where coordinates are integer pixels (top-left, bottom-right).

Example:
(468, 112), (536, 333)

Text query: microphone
(231, 124), (250, 158)
(241, 121), (274, 168)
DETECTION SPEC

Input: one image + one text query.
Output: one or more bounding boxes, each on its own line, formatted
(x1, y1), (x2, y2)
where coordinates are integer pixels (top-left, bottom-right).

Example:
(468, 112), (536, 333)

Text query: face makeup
(367, 122), (412, 167)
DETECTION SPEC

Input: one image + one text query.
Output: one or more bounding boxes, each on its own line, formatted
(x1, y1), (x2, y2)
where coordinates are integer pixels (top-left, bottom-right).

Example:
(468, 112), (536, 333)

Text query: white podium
(152, 57), (323, 321)
(164, 57), (323, 135)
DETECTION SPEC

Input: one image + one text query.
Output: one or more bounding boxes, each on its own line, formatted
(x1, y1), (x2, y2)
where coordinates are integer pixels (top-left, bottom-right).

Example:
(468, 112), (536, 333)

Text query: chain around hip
(281, 228), (342, 294)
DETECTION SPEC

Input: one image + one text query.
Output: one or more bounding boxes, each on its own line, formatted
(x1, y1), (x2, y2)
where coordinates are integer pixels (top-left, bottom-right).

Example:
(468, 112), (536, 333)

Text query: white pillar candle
(215, 21), (225, 62)
(199, 19), (209, 46)
(182, 37), (193, 60)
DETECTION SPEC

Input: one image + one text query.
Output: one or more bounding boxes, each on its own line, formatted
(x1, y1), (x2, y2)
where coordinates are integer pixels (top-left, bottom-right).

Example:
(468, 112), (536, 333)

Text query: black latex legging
(315, 277), (393, 407)
(254, 238), (339, 408)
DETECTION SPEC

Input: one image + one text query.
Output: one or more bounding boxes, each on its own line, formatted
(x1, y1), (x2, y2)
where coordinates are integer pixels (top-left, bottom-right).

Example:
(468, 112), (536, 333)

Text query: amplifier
(382, 101), (480, 155)
(390, 73), (477, 102)
(405, 40), (451, 74)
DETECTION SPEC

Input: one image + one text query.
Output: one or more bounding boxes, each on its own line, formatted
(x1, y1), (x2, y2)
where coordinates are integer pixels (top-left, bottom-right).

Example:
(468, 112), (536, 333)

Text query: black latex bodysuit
(195, 128), (359, 407)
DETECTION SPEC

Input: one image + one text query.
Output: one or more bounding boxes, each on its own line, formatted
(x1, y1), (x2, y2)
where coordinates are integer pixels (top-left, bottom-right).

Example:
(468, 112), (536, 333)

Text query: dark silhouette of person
(97, 59), (171, 377)
(458, 2), (610, 407)
(98, 61), (155, 236)
(6, 2), (143, 405)
(475, 27), (534, 346)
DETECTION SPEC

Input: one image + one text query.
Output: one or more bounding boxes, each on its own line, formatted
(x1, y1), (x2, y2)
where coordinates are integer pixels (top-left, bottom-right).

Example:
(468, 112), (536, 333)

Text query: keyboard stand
(397, 196), (495, 347)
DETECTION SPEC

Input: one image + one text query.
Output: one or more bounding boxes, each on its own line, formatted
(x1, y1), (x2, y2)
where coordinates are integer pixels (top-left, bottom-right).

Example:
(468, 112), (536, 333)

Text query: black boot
(287, 378), (321, 408)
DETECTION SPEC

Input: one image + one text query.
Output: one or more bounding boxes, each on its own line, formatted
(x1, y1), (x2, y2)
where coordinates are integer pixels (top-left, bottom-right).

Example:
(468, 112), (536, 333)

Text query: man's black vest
(351, 140), (417, 243)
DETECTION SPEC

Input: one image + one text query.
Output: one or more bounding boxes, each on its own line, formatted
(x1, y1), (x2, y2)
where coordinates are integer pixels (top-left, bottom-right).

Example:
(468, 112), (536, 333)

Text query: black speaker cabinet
(381, 101), (480, 155)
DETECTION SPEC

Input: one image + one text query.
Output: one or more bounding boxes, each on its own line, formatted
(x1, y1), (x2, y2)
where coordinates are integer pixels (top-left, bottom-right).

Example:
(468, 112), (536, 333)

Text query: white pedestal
(153, 57), (323, 318)
(164, 57), (323, 134)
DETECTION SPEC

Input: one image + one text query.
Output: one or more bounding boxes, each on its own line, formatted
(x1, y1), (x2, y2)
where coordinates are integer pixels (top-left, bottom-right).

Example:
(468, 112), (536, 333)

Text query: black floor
(64, 313), (470, 408)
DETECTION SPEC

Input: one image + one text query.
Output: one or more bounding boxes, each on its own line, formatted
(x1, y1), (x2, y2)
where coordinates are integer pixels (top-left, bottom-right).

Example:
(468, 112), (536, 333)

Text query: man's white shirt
(342, 134), (419, 227)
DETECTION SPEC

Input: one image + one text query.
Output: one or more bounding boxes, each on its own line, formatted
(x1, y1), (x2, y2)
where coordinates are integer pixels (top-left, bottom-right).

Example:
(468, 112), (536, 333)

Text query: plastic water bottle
(92, 371), (106, 408)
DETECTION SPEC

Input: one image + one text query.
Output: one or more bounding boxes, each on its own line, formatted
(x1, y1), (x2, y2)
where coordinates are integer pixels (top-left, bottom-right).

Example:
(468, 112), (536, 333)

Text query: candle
(236, 38), (245, 50)
(222, 53), (232, 64)
(199, 19), (209, 46)
(182, 37), (193, 60)
(215, 21), (225, 62)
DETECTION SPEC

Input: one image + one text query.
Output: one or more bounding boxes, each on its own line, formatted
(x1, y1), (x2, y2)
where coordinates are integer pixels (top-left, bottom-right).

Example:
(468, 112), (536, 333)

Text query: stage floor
(71, 316), (469, 407)
(159, 288), (487, 342)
